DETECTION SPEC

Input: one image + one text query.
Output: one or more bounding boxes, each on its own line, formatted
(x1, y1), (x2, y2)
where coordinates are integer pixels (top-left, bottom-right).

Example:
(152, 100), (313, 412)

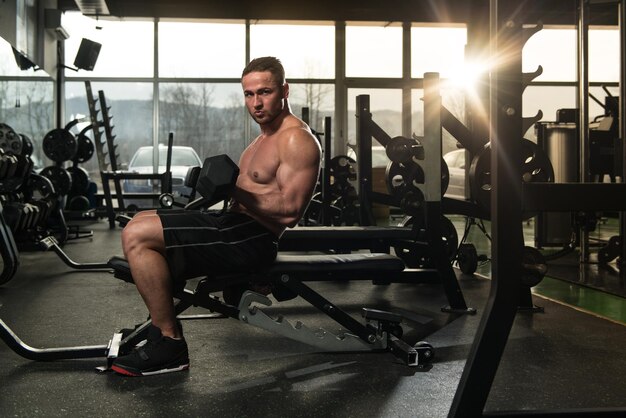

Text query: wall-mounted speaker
(73, 38), (101, 71)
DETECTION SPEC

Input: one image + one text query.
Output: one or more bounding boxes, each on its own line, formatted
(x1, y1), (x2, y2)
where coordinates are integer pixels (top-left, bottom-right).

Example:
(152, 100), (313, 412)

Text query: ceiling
(58, 0), (620, 26)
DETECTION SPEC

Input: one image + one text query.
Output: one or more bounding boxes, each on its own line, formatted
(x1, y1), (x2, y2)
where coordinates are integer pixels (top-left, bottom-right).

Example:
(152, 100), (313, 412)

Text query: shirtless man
(111, 57), (321, 376)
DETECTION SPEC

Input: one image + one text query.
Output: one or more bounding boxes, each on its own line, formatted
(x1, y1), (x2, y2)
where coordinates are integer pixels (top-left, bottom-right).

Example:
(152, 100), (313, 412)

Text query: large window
(347, 88), (402, 145)
(0, 37), (54, 165)
(523, 27), (621, 83)
(411, 25), (467, 79)
(63, 13), (154, 77)
(412, 87), (468, 156)
(159, 83), (245, 163)
(2, 17), (621, 185)
(250, 21), (335, 78)
(346, 23), (403, 78)
(159, 21), (246, 78)
(522, 26), (620, 135)
(288, 83), (334, 130)
(65, 81), (153, 180)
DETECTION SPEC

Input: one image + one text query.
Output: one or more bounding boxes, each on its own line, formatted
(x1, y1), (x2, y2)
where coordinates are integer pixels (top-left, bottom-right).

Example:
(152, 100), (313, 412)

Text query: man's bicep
(277, 141), (320, 203)
(279, 153), (319, 198)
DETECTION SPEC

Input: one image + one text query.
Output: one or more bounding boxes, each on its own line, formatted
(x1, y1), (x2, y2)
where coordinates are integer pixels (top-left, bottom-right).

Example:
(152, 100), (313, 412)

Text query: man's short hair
(242, 56), (286, 85)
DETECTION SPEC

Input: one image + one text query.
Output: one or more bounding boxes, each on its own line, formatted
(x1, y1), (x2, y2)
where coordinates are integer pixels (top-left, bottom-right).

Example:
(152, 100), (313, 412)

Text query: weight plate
(597, 246), (613, 264)
(75, 133), (95, 163)
(386, 136), (423, 163)
(42, 128), (78, 162)
(332, 200), (359, 226)
(394, 215), (458, 268)
(441, 157), (450, 195)
(521, 246), (547, 287)
(19, 134), (33, 157)
(329, 155), (357, 182)
(40, 165), (73, 196)
(67, 166), (90, 194)
(330, 181), (357, 202)
(0, 123), (23, 156)
(385, 160), (425, 199)
(468, 139), (554, 218)
(457, 243), (478, 275)
(26, 174), (55, 200)
(68, 195), (91, 211)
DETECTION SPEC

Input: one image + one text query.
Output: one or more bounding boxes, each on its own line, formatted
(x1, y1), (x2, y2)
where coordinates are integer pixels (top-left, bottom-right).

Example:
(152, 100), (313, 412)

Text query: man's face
(242, 71), (288, 125)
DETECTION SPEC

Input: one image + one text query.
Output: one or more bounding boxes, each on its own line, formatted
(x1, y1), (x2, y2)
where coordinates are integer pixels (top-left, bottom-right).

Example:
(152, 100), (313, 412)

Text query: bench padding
(269, 253), (404, 274)
(108, 252), (405, 284)
(282, 226), (413, 240)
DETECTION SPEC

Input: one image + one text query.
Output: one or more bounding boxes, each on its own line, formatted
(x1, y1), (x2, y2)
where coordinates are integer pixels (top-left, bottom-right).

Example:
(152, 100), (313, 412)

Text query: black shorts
(157, 210), (278, 282)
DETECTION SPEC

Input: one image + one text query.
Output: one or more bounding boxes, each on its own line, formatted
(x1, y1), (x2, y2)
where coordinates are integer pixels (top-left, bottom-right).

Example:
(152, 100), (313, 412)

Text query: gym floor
(0, 217), (625, 417)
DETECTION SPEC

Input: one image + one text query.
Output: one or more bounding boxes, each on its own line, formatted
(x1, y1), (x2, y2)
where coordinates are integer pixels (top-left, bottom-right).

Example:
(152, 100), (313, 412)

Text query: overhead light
(44, 9), (70, 40)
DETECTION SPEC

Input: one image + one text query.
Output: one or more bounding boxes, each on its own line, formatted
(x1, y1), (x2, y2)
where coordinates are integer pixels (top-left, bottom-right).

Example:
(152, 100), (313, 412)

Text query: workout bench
(0, 251), (435, 369)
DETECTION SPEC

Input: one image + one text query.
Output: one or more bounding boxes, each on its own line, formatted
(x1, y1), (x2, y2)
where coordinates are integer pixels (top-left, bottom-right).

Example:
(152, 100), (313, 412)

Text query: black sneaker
(111, 324), (189, 376)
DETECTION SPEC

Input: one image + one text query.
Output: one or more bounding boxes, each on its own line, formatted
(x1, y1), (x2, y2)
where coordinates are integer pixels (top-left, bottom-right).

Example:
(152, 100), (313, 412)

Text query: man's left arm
(273, 130), (321, 227)
(232, 128), (321, 228)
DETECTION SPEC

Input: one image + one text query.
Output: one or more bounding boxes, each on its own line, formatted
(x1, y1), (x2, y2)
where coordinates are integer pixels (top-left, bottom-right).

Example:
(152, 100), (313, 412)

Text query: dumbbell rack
(85, 83), (173, 228)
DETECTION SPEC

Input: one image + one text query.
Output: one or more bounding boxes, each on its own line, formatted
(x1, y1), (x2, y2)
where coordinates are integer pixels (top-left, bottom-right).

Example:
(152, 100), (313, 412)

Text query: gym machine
(0, 154), (436, 369)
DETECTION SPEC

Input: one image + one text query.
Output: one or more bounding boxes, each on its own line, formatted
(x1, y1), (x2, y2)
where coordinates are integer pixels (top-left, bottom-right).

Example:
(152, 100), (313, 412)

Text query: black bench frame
(0, 252), (436, 368)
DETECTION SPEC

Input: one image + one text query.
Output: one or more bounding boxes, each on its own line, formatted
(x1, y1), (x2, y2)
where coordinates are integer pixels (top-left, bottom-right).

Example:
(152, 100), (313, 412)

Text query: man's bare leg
(121, 213), (181, 339)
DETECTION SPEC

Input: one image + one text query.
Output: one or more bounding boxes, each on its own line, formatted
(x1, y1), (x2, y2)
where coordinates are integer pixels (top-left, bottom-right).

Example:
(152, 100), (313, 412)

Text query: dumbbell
(185, 154), (239, 210)
(3, 202), (33, 232)
(159, 155), (239, 210)
(196, 154), (239, 199)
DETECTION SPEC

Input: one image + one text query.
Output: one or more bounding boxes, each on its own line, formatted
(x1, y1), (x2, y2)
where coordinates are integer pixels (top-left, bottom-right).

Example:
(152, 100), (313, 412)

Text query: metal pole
(577, 0), (590, 263)
(448, 0), (524, 413)
(619, 0), (626, 265)
(335, 21), (347, 157)
(402, 21), (412, 137)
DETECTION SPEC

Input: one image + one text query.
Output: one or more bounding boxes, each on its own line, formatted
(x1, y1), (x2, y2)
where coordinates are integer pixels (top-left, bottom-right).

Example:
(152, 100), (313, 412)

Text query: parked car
(443, 148), (466, 199)
(123, 144), (202, 208)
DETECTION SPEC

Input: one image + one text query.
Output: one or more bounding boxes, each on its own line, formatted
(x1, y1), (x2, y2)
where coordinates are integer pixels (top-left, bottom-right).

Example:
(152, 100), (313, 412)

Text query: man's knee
(121, 216), (164, 255)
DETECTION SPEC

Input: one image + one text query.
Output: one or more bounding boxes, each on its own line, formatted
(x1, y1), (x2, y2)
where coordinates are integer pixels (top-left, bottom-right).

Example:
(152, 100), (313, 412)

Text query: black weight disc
(26, 174), (56, 200)
(75, 133), (95, 163)
(521, 246), (547, 287)
(19, 134), (33, 157)
(40, 165), (73, 196)
(385, 160), (425, 199)
(0, 123), (23, 156)
(468, 144), (491, 211)
(441, 157), (450, 195)
(394, 215), (458, 267)
(469, 139), (554, 219)
(330, 181), (357, 202)
(457, 243), (478, 275)
(67, 166), (90, 194)
(329, 155), (357, 182)
(68, 195), (91, 211)
(42, 129), (78, 162)
(385, 136), (423, 163)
